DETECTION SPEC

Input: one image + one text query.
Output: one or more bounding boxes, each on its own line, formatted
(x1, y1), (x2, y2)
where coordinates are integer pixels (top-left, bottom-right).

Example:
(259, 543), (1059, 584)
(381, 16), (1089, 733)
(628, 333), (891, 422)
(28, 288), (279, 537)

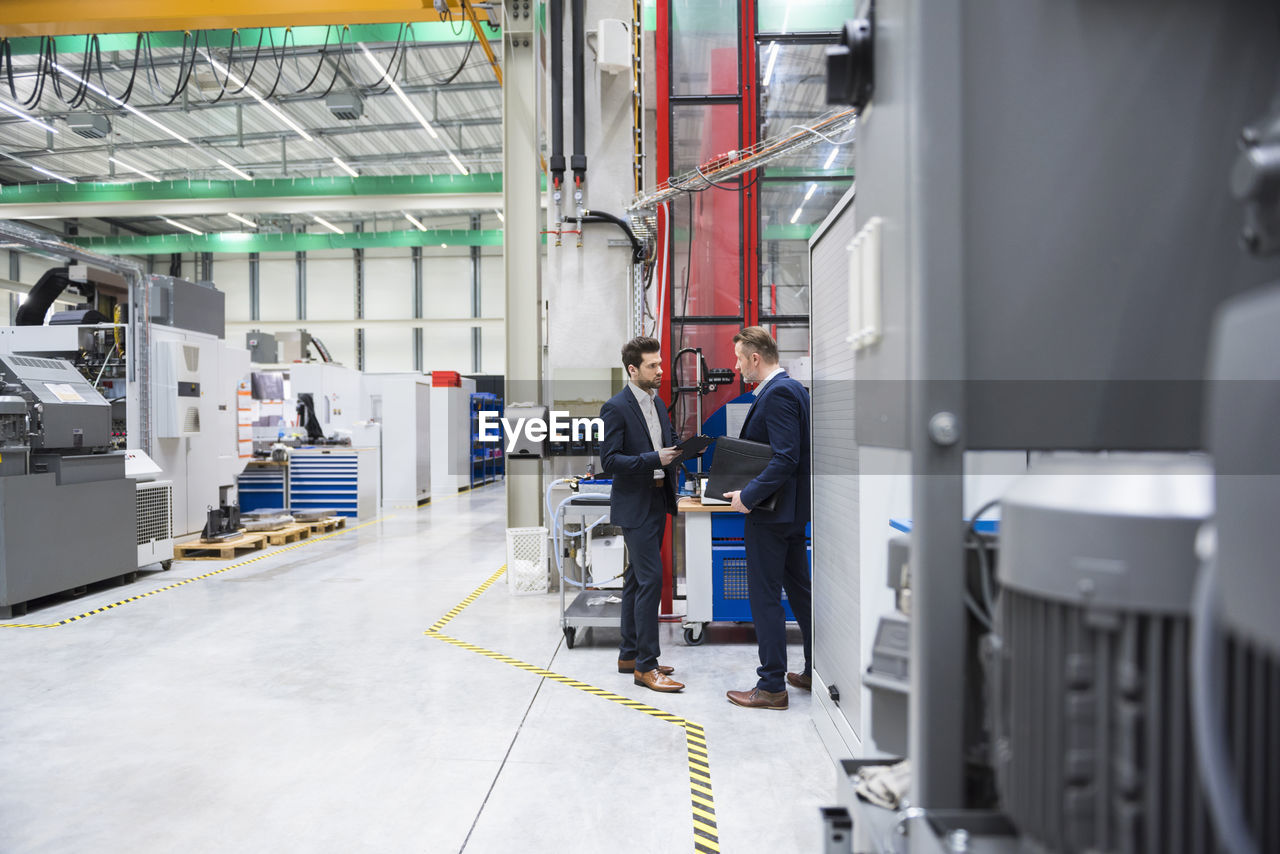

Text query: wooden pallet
(174, 532), (266, 560)
(263, 523), (311, 546)
(304, 516), (347, 534)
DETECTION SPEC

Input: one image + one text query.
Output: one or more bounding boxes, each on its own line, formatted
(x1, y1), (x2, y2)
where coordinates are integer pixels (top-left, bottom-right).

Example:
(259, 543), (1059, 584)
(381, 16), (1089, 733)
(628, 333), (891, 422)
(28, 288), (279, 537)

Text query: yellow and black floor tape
(424, 565), (720, 854)
(0, 515), (389, 630)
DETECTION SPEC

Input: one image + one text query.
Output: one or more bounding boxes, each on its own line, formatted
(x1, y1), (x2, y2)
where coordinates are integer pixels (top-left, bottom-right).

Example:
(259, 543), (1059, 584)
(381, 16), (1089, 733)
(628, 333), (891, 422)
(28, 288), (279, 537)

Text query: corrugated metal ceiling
(0, 30), (502, 234)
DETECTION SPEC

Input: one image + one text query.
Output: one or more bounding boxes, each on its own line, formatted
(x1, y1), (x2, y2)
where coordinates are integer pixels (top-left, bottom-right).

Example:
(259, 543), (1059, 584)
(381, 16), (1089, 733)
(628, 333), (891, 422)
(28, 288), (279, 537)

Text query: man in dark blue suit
(599, 336), (685, 693)
(722, 326), (813, 710)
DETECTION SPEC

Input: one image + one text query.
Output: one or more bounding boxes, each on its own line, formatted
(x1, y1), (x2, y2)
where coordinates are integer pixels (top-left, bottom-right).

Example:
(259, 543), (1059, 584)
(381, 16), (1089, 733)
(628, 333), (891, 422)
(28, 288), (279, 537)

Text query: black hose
(16, 268), (72, 326)
(570, 0), (587, 183)
(565, 210), (643, 261)
(549, 0), (565, 188)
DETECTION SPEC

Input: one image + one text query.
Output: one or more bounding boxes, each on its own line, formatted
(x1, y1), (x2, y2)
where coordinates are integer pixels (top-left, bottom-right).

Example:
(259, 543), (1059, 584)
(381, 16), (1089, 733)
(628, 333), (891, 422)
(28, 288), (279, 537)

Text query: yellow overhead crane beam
(461, 0), (501, 85)
(0, 1), (493, 38)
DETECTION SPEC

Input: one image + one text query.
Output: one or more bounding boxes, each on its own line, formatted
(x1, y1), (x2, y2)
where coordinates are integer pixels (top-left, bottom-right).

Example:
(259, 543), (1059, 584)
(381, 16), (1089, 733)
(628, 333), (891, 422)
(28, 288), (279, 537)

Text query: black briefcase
(706, 436), (778, 512)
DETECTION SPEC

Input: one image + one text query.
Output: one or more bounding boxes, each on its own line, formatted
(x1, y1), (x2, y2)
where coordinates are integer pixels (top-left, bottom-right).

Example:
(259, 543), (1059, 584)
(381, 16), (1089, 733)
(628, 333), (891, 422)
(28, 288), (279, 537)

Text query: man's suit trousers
(618, 487), (668, 673)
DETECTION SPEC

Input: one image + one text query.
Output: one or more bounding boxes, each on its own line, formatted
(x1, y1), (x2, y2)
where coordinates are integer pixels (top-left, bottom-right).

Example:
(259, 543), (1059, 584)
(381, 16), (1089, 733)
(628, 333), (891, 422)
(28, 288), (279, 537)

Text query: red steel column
(741, 0), (760, 329)
(656, 0), (676, 616)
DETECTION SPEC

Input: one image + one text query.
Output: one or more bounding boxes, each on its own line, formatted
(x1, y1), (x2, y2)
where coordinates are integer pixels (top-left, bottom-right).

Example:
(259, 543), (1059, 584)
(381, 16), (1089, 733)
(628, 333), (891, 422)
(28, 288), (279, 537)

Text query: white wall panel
(481, 252), (503, 319)
(319, 330), (356, 368)
(362, 325), (414, 373)
(365, 250), (411, 320)
(481, 326), (505, 375)
(422, 325), (472, 374)
(214, 254), (251, 323)
(422, 254), (471, 318)
(306, 249), (354, 321)
(15, 252), (63, 284)
(258, 254), (297, 321)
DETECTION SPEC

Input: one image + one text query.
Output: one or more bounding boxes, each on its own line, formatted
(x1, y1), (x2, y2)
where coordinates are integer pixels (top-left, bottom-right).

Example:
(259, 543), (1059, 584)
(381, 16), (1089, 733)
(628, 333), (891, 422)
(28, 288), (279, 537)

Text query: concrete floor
(0, 483), (834, 853)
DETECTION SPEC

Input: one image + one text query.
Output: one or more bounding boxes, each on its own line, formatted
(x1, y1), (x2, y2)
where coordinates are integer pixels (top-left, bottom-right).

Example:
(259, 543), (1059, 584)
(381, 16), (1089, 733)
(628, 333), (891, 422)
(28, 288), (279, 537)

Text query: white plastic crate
(506, 526), (549, 595)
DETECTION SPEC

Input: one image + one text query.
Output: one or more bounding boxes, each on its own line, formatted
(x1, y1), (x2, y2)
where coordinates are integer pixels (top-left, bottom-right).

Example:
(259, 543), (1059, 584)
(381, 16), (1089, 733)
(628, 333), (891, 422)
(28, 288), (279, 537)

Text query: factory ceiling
(0, 17), (504, 241)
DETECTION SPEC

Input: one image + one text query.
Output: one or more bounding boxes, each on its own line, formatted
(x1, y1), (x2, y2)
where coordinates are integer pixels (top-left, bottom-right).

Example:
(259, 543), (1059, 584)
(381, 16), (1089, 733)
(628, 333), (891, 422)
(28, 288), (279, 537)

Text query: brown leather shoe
(618, 659), (675, 675)
(787, 672), (812, 691)
(726, 687), (788, 709)
(634, 669), (684, 692)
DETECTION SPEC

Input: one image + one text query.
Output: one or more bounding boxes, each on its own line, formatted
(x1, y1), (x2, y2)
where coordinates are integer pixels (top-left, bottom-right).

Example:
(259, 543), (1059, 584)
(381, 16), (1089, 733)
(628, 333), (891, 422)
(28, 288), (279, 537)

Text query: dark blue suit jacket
(600, 386), (680, 528)
(738, 371), (812, 526)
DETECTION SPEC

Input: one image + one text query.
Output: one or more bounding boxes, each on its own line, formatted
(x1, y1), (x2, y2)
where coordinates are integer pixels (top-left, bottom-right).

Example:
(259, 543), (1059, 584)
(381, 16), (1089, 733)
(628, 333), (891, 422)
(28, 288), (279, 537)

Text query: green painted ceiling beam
(64, 222), (810, 253)
(0, 172), (502, 205)
(763, 168), (854, 180)
(1, 22), (490, 55)
(68, 227), (504, 254)
(762, 223), (820, 241)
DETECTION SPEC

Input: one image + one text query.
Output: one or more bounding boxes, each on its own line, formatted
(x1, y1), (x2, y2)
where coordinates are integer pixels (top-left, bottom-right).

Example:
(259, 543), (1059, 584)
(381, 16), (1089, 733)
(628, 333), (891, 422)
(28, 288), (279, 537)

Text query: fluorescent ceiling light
(496, 210), (504, 223)
(205, 54), (314, 143)
(789, 206), (802, 225)
(332, 157), (359, 178)
(0, 101), (57, 134)
(159, 216), (202, 235)
(359, 44), (440, 141)
(312, 214), (344, 235)
(762, 42), (780, 87)
(227, 213), (256, 227)
(0, 150), (75, 184)
(52, 61), (250, 183)
(404, 213), (428, 231)
(216, 158), (253, 181)
(358, 43), (473, 177)
(33, 164), (77, 184)
(54, 63), (195, 146)
(823, 147), (839, 170)
(441, 243), (448, 249)
(109, 156), (161, 182)
(804, 182), (817, 201)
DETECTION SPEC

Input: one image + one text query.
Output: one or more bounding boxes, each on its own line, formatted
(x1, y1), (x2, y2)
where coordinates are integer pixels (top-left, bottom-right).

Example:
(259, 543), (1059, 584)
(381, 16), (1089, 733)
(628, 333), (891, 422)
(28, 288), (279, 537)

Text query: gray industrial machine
(0, 354), (135, 618)
(246, 331), (278, 364)
(993, 457), (1223, 854)
(148, 275), (225, 339)
(1191, 285), (1280, 854)
(816, 1), (1280, 852)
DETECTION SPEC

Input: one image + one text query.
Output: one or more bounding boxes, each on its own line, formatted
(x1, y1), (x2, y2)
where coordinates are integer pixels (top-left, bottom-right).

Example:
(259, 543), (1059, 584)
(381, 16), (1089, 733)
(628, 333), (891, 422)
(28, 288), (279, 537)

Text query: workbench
(677, 496), (808, 645)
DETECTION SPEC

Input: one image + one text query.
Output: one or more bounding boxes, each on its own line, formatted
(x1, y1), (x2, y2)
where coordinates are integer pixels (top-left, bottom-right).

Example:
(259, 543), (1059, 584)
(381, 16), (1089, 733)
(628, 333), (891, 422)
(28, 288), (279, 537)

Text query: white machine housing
(364, 373), (431, 508)
(135, 479), (175, 568)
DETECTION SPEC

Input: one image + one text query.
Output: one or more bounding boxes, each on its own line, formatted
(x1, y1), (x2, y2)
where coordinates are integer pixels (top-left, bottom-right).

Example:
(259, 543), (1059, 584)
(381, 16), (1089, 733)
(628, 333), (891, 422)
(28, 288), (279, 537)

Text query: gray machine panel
(809, 186), (866, 745)
(0, 354), (111, 449)
(855, 0), (1280, 451)
(0, 471), (135, 607)
(149, 275), (225, 339)
(1207, 283), (1280, 657)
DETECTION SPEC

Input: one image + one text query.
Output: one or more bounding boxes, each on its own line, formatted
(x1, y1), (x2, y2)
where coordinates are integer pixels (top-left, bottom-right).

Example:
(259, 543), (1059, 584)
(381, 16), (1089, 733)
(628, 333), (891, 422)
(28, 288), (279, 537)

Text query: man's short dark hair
(621, 336), (661, 371)
(733, 326), (779, 362)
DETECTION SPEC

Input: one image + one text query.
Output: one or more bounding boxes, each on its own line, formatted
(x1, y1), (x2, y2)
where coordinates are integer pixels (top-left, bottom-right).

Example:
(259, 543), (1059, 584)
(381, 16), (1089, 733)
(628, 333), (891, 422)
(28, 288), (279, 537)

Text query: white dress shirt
(629, 381), (665, 480)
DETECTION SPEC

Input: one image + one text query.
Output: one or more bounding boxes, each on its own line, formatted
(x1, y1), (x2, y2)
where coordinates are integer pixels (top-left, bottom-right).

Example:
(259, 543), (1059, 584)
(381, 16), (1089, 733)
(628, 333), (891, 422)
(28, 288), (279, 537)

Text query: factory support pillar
(504, 0), (544, 529)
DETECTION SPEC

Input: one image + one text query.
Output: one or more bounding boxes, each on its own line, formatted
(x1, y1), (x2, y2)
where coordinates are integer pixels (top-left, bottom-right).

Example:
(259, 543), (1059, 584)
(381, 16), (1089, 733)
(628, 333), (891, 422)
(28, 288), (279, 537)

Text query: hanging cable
(228, 27), (268, 96)
(429, 35), (477, 86)
(114, 34), (147, 105)
(258, 26), (291, 101)
(290, 26), (333, 94)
